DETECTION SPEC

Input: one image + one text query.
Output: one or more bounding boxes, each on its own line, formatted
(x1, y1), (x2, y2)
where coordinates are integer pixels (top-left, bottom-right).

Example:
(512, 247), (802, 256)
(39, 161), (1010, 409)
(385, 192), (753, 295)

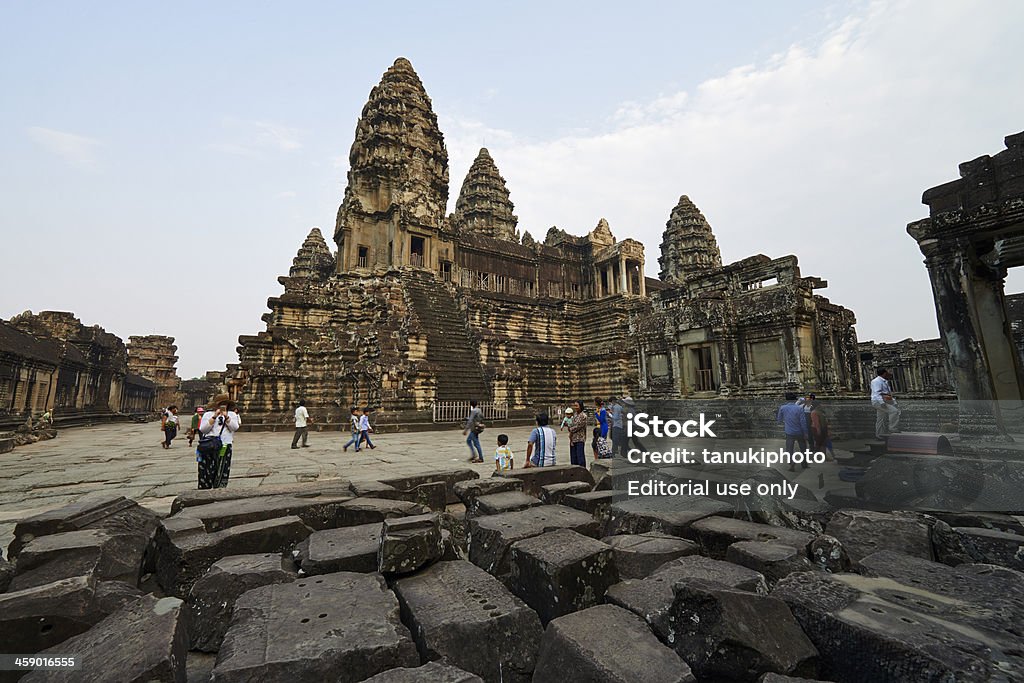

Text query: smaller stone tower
(658, 195), (723, 284)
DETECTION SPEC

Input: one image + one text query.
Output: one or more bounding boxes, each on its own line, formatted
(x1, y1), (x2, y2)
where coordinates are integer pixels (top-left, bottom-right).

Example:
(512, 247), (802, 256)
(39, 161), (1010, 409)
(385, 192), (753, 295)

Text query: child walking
(494, 433), (514, 472)
(343, 407), (361, 452)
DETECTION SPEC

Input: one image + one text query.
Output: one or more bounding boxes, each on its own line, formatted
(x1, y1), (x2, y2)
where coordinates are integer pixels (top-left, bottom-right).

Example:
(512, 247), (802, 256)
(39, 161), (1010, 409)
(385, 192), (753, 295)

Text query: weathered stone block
(453, 477), (523, 509)
(393, 560), (543, 683)
(509, 529), (617, 624)
(605, 496), (732, 537)
(826, 509), (933, 564)
(349, 480), (447, 511)
(212, 572), (418, 682)
(605, 555), (767, 643)
(8, 496), (159, 561)
(807, 534), (850, 573)
(758, 674), (836, 683)
(686, 516), (813, 559)
(10, 528), (146, 590)
(602, 532), (699, 580)
(359, 662), (484, 682)
(169, 480), (353, 515)
(188, 553), (298, 652)
(379, 513), (443, 574)
(595, 465), (654, 491)
(335, 498), (430, 526)
(952, 526), (1024, 570)
(176, 494), (353, 532)
(492, 465), (594, 498)
(93, 580), (147, 615)
(471, 491), (542, 517)
(533, 604), (695, 683)
(725, 541), (815, 587)
(295, 523), (382, 575)
(379, 468), (479, 505)
(773, 554), (1024, 682)
(670, 579), (818, 680)
(21, 595), (188, 683)
(155, 515), (312, 598)
(563, 490), (616, 517)
(539, 481), (592, 505)
(468, 505), (600, 577)
(0, 575), (102, 656)
(0, 558), (13, 592)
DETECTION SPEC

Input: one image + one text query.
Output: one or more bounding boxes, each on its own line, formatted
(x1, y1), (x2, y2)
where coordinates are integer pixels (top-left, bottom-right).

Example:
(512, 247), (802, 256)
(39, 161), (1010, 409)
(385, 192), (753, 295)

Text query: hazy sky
(2, 1), (1022, 379)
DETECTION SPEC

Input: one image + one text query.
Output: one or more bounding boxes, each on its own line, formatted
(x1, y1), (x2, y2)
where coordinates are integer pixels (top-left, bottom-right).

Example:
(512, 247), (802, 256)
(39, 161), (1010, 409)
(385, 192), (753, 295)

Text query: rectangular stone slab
(454, 478), (523, 509)
(533, 604), (695, 683)
(379, 513), (443, 574)
(539, 481), (592, 505)
(155, 515), (313, 598)
(176, 494), (354, 532)
(605, 555), (767, 643)
(379, 468), (479, 504)
(295, 523), (383, 575)
(471, 492), (543, 517)
(0, 575), (102, 657)
(469, 505), (601, 577)
(686, 516), (813, 559)
(602, 532), (700, 579)
(393, 560), (543, 683)
(360, 662), (484, 682)
(169, 480), (353, 514)
(335, 498), (430, 527)
(212, 571), (418, 683)
(509, 529), (618, 624)
(493, 466), (594, 497)
(8, 496), (138, 557)
(188, 553), (298, 652)
(21, 595), (188, 683)
(563, 490), (616, 517)
(606, 496), (732, 537)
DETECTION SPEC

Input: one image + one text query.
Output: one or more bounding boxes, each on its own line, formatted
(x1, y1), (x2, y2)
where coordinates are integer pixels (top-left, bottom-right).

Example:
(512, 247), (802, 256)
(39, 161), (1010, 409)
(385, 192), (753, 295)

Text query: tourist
(291, 400), (310, 449)
(809, 400), (835, 461)
(568, 400), (588, 467)
(462, 399), (485, 463)
(610, 397), (626, 456)
(594, 398), (609, 442)
(525, 413), (557, 467)
(494, 433), (514, 472)
(187, 406), (204, 447)
(803, 393), (815, 437)
(558, 407), (574, 431)
(776, 392), (809, 472)
(162, 405), (179, 449)
(197, 395), (240, 489)
(359, 406), (376, 450)
(870, 367), (901, 439)
(623, 396), (645, 452)
(342, 407), (361, 452)
(591, 426), (612, 460)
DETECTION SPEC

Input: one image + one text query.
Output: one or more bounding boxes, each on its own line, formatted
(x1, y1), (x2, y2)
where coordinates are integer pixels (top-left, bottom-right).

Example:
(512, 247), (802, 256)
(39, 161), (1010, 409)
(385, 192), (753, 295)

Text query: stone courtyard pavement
(0, 420), (858, 558)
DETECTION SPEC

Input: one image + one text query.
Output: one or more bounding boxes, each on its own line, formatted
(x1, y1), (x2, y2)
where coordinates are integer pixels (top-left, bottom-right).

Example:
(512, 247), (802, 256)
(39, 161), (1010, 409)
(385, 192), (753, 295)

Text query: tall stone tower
(289, 227), (335, 280)
(126, 335), (182, 409)
(452, 148), (518, 241)
(334, 57), (450, 273)
(658, 195), (723, 284)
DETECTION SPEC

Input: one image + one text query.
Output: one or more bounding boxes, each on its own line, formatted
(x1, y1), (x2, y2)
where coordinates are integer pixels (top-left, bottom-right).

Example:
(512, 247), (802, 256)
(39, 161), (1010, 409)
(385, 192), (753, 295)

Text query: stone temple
(235, 58), (859, 427)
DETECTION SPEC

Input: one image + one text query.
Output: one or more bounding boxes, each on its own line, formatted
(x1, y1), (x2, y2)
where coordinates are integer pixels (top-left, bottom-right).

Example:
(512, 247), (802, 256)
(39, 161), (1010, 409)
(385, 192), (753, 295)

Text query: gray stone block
(539, 481), (592, 505)
(602, 533), (699, 579)
(670, 579), (818, 680)
(378, 468), (479, 505)
(22, 595), (188, 683)
(952, 526), (1024, 570)
(10, 528), (146, 590)
(379, 513), (443, 574)
(605, 555), (767, 643)
(469, 505), (600, 577)
(471, 492), (542, 517)
(453, 477), (523, 509)
(509, 529), (618, 624)
(0, 575), (103, 656)
(358, 662), (484, 682)
(212, 572), (417, 682)
(154, 515), (312, 598)
(175, 494), (353, 532)
(492, 465), (594, 497)
(335, 498), (430, 526)
(169, 480), (353, 515)
(533, 604), (695, 683)
(826, 509), (933, 564)
(725, 541), (815, 587)
(685, 516), (813, 559)
(295, 523), (382, 575)
(605, 496), (732, 537)
(393, 560), (543, 683)
(188, 553), (298, 652)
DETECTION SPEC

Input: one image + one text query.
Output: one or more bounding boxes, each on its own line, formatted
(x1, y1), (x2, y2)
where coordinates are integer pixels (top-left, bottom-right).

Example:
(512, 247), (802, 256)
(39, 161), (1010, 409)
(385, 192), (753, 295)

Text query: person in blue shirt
(776, 392), (809, 472)
(594, 398), (609, 440)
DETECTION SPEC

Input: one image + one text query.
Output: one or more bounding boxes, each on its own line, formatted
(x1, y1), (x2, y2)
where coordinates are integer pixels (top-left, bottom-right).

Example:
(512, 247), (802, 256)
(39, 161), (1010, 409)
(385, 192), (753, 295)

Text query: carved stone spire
(289, 228), (335, 280)
(334, 57), (449, 249)
(452, 148), (518, 241)
(658, 195), (722, 284)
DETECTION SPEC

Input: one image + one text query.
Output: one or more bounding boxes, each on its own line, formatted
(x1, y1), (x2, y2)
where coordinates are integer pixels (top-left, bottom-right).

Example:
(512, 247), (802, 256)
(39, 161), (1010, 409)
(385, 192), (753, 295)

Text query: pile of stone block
(3, 463), (1023, 682)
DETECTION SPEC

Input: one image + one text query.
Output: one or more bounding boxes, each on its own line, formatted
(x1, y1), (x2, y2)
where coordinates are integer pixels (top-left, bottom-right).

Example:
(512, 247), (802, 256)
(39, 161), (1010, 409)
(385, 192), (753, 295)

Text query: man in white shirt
(870, 367), (901, 439)
(291, 400), (310, 449)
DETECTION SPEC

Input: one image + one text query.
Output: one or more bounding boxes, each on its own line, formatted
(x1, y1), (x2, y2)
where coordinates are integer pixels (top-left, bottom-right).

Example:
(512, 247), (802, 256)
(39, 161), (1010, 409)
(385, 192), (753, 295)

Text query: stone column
(620, 256), (628, 294)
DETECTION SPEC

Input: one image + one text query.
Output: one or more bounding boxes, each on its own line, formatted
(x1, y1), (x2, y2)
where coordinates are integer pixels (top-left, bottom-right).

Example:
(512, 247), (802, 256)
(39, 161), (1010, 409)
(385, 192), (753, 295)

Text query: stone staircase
(403, 272), (490, 401)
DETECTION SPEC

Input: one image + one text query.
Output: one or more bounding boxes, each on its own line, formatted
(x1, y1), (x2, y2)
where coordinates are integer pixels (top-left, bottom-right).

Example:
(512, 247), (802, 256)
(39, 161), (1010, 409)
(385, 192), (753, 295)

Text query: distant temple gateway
(232, 58), (868, 427)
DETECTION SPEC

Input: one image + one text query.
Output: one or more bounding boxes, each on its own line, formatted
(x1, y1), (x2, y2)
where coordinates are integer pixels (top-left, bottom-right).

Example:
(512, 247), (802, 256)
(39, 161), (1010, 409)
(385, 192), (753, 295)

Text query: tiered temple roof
(452, 148), (518, 242)
(658, 195), (723, 284)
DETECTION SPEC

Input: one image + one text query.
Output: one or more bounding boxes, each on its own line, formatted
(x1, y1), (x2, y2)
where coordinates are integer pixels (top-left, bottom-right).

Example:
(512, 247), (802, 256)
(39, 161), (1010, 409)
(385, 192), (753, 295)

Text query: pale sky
(2, 1), (1022, 378)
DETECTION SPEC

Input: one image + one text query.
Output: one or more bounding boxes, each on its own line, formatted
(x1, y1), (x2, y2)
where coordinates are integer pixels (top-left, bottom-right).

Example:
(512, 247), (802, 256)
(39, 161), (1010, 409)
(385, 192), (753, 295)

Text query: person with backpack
(187, 406), (204, 447)
(462, 399), (485, 463)
(196, 395), (241, 489)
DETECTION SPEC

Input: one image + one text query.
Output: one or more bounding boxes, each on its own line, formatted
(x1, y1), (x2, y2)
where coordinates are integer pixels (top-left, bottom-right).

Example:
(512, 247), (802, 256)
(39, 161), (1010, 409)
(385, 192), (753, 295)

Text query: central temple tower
(334, 58), (451, 272)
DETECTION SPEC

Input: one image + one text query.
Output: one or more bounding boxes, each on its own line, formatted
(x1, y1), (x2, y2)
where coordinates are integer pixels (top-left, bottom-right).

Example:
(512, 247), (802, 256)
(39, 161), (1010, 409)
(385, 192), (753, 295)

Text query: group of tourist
(462, 396), (643, 471)
(288, 401), (377, 452)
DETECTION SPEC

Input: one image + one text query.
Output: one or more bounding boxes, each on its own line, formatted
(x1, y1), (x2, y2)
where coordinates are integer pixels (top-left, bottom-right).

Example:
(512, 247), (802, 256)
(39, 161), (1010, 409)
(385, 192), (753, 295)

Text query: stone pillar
(620, 256), (628, 294)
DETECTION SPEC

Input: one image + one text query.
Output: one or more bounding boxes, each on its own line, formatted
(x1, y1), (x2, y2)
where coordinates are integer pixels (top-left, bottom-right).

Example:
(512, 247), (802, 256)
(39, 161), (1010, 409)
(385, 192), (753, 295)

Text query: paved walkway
(0, 420), (860, 557)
